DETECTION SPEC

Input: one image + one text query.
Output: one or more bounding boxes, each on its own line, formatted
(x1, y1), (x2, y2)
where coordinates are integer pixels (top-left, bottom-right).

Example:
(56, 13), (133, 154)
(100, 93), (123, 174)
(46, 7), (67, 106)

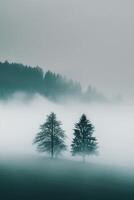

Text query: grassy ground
(0, 157), (134, 200)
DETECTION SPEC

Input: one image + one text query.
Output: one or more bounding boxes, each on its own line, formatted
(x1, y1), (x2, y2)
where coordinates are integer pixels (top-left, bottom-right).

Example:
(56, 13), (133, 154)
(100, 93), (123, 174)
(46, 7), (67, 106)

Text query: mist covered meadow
(0, 94), (133, 169)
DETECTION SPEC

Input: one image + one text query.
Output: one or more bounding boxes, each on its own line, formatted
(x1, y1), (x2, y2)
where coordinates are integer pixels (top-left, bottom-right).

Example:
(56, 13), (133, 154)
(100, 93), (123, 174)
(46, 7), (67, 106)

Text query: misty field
(0, 96), (134, 199)
(0, 97), (134, 166)
(1, 157), (134, 200)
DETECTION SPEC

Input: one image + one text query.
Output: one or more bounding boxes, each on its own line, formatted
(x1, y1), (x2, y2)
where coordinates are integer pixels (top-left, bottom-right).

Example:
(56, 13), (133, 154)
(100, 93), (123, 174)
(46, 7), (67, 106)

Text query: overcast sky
(0, 0), (133, 97)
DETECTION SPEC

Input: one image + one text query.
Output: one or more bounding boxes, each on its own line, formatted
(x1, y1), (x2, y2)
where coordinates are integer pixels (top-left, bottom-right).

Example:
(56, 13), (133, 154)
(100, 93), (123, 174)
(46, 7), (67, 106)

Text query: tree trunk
(51, 118), (54, 159)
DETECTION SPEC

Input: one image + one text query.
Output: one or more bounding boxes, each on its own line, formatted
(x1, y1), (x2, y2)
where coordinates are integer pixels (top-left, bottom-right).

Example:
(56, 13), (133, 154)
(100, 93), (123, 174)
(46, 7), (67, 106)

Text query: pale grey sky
(0, 0), (133, 97)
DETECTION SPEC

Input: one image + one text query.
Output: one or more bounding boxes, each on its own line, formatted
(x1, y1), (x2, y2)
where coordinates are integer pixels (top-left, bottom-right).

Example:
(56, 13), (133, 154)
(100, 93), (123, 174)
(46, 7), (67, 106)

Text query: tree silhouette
(71, 114), (98, 162)
(33, 112), (66, 158)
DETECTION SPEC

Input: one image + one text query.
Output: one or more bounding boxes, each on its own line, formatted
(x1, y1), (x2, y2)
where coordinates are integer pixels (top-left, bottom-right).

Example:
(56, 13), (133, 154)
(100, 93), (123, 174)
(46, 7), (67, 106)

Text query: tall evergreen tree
(33, 112), (66, 158)
(71, 114), (98, 162)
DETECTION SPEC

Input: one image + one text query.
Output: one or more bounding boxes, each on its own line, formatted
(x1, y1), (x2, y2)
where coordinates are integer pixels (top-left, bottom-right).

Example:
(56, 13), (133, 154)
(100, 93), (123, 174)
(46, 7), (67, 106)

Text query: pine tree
(33, 112), (66, 158)
(71, 114), (98, 162)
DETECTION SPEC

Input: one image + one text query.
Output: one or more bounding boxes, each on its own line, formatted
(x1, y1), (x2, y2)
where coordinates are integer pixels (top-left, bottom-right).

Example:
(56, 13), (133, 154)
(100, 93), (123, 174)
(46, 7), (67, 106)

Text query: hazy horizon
(0, 0), (133, 98)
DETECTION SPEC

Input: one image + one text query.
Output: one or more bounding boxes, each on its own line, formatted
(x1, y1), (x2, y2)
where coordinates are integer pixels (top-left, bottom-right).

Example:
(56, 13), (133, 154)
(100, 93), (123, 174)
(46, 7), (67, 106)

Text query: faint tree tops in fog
(43, 70), (82, 101)
(71, 114), (98, 162)
(33, 112), (66, 158)
(84, 86), (107, 103)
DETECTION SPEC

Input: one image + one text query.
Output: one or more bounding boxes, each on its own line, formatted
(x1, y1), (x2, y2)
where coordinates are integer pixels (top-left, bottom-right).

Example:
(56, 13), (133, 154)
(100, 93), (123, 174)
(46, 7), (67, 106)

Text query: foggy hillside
(1, 157), (134, 200)
(0, 61), (109, 103)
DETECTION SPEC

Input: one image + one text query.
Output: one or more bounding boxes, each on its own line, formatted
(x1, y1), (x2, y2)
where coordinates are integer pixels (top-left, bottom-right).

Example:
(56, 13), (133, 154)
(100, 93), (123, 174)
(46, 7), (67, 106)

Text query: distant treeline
(0, 61), (107, 102)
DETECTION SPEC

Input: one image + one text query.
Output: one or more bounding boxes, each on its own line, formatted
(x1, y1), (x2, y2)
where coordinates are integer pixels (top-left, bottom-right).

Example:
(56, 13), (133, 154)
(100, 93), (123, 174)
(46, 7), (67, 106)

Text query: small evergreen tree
(33, 112), (66, 158)
(71, 114), (98, 162)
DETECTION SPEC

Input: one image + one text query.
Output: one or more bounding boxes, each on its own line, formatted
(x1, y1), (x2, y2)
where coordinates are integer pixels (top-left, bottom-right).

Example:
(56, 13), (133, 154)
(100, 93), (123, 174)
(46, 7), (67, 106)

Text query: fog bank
(0, 94), (134, 168)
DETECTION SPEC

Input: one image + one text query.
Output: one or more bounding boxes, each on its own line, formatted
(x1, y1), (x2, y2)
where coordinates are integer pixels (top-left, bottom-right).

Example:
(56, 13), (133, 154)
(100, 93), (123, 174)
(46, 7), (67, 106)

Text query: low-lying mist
(0, 93), (134, 169)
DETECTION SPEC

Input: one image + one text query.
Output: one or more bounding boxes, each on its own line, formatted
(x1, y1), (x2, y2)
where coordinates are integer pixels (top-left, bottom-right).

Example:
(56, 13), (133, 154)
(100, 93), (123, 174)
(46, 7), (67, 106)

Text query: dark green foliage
(0, 61), (107, 103)
(71, 114), (98, 160)
(33, 113), (66, 158)
(0, 61), (44, 98)
(43, 71), (82, 100)
(0, 61), (82, 101)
